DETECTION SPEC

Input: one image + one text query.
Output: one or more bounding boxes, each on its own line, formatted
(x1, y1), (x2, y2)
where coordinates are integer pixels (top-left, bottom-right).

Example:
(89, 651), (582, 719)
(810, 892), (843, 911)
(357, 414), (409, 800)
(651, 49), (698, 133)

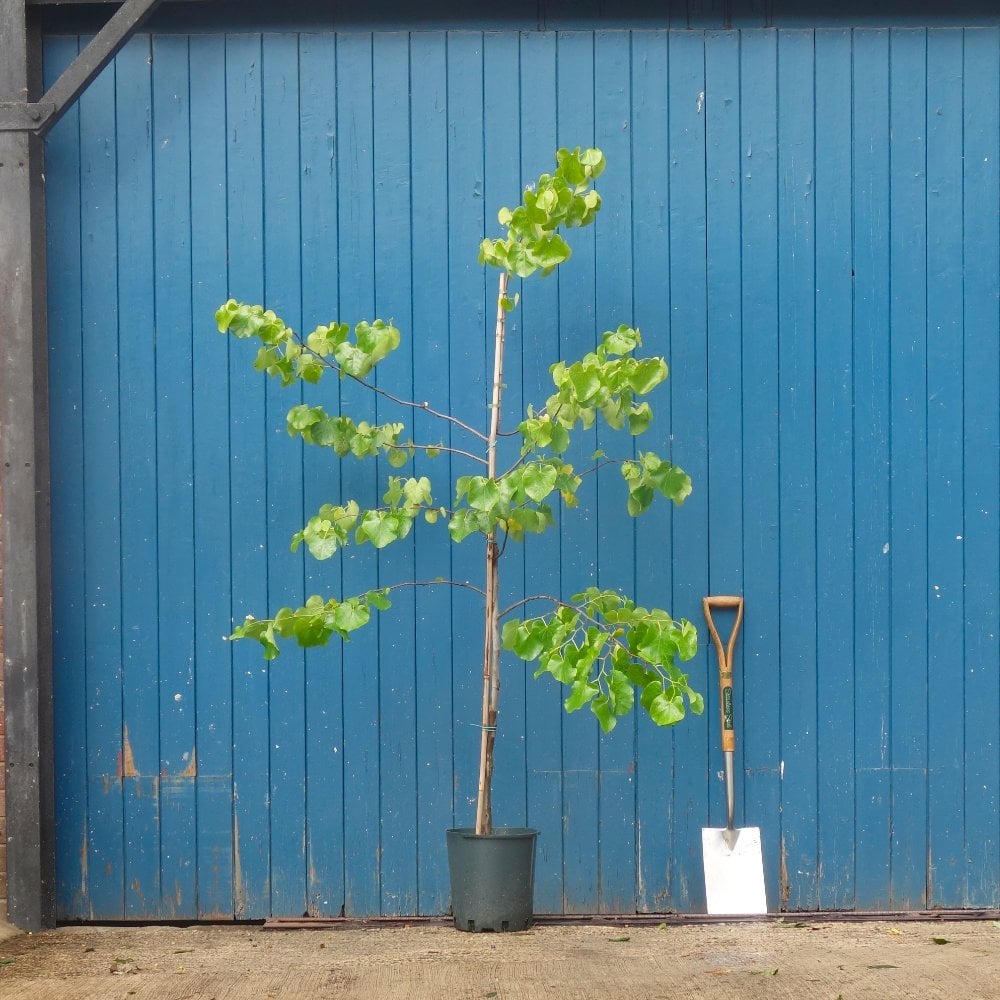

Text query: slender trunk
(475, 271), (509, 836)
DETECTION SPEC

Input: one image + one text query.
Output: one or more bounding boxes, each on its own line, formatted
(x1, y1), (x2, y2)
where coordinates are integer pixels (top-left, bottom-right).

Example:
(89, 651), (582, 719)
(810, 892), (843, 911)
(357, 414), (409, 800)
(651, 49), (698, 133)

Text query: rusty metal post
(0, 0), (55, 931)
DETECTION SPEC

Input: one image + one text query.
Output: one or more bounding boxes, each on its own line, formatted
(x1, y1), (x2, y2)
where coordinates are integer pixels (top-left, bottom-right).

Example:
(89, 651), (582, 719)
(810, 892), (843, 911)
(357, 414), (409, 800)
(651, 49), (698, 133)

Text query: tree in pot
(216, 147), (701, 930)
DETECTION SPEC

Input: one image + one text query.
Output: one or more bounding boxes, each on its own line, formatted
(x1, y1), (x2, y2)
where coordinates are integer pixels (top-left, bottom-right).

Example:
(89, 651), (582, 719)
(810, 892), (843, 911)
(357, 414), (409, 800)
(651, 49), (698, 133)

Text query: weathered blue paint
(735, 29), (783, 910)
(813, 27), (858, 912)
(188, 33), (236, 920)
(887, 27), (931, 911)
(44, 21), (1000, 919)
(961, 28), (1000, 909)
(517, 32), (564, 915)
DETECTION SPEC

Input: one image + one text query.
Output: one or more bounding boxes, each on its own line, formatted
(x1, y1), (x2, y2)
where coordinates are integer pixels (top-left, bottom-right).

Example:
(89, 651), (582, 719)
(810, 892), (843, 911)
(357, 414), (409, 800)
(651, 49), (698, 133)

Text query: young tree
(217, 147), (700, 836)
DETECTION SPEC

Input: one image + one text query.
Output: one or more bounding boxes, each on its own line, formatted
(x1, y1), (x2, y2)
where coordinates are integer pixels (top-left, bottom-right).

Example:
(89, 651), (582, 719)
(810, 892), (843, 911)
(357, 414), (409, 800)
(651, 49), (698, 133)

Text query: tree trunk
(474, 271), (509, 836)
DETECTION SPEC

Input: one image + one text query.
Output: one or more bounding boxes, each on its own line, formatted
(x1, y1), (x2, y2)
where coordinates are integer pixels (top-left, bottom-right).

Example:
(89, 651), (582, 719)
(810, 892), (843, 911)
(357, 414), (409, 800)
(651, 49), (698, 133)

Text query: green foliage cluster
(479, 147), (605, 278)
(503, 589), (701, 733)
(218, 146), (698, 737)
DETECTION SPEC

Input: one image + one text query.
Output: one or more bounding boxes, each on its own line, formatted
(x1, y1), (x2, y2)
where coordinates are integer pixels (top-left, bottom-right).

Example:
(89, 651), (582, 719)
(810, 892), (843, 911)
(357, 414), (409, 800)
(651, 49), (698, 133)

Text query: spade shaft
(703, 594), (743, 783)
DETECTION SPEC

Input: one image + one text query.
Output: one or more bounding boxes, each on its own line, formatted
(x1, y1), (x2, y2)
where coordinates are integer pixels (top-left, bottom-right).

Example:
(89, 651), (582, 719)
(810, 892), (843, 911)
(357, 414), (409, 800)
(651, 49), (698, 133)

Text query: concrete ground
(2, 916), (999, 999)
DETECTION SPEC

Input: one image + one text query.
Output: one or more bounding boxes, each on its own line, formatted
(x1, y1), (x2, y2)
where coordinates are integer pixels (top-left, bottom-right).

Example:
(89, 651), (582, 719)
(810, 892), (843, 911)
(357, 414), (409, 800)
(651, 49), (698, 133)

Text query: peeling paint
(178, 747), (197, 779)
(130, 878), (145, 905)
(635, 820), (644, 902)
(233, 813), (246, 919)
(121, 724), (139, 778)
(78, 822), (89, 912)
(780, 835), (791, 908)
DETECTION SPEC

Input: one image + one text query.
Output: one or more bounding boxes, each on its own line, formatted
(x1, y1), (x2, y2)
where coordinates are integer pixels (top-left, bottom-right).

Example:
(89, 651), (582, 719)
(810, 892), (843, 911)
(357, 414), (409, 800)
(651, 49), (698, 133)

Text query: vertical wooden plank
(260, 31), (308, 918)
(852, 27), (892, 911)
(189, 32), (236, 919)
(666, 27), (711, 914)
(79, 49), (126, 921)
(44, 35), (89, 921)
(483, 31), (528, 838)
(225, 32), (271, 919)
(738, 27), (782, 909)
(703, 26), (746, 904)
(297, 30), (345, 919)
(152, 32), (200, 920)
(887, 26), (929, 911)
(776, 27), (818, 911)
(594, 28), (639, 914)
(961, 25), (1000, 909)
(555, 28), (600, 915)
(813, 26), (856, 912)
(924, 26), (966, 909)
(630, 29), (674, 913)
(410, 30), (454, 915)
(518, 29), (563, 913)
(114, 33), (161, 920)
(335, 31), (382, 917)
(444, 29), (486, 852)
(372, 31), (418, 917)
(704, 31), (743, 659)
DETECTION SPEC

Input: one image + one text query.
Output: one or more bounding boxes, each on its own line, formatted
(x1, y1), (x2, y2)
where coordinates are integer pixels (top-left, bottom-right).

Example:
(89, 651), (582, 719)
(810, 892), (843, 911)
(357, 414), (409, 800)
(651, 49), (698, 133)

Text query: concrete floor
(2, 916), (1000, 999)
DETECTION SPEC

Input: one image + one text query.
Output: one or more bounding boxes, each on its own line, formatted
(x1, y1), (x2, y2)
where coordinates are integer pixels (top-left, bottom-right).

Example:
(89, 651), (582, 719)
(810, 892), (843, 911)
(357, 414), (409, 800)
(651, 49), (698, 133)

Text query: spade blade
(702, 826), (767, 915)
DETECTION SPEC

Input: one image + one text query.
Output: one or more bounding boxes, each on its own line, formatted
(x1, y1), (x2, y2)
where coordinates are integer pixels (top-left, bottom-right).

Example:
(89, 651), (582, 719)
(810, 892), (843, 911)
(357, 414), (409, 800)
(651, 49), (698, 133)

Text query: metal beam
(26, 0), (206, 4)
(0, 100), (54, 130)
(1, 0), (164, 135)
(0, 0), (55, 932)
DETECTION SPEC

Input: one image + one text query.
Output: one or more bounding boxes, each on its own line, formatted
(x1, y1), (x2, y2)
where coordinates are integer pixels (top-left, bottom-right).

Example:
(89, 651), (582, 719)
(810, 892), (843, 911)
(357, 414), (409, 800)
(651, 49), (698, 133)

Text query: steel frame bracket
(0, 102), (57, 132)
(5, 0), (163, 135)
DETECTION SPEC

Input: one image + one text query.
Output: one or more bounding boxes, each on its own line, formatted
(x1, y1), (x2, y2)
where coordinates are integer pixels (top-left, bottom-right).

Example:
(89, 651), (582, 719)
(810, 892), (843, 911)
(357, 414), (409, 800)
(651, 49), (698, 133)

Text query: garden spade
(701, 595), (767, 915)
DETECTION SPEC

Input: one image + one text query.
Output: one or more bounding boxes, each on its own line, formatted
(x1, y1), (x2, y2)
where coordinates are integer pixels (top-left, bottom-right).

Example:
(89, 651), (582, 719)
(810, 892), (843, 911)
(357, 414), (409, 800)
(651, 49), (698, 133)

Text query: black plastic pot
(446, 827), (538, 932)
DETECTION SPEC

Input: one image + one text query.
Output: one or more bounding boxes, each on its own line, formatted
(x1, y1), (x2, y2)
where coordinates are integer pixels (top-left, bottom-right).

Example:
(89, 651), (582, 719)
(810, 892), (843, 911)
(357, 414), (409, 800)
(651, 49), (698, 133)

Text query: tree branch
(294, 332), (489, 443)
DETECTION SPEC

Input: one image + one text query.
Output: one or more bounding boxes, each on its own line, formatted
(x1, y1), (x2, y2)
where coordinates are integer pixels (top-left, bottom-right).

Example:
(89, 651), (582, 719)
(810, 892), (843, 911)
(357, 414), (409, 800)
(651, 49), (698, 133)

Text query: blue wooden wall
(44, 21), (1000, 920)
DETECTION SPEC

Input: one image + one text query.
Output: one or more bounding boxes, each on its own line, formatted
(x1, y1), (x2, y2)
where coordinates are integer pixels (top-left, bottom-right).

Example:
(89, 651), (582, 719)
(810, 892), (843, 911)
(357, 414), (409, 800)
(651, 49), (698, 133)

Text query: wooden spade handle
(702, 596), (744, 753)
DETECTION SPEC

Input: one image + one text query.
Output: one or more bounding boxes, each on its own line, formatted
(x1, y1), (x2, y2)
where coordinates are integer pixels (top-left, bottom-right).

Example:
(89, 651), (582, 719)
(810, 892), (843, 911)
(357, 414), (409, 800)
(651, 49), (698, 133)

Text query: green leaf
(447, 508), (482, 543)
(647, 691), (685, 727)
(403, 476), (433, 509)
(467, 478), (501, 512)
(358, 511), (405, 549)
(609, 669), (635, 716)
(520, 462), (559, 503)
(628, 402), (652, 436)
(333, 601), (370, 633)
(503, 621), (546, 661)
(568, 365), (602, 403)
(295, 353), (324, 384)
(367, 588), (392, 611)
(602, 325), (641, 356)
(677, 619), (698, 660)
(287, 403), (321, 432)
(564, 679), (599, 713)
(508, 507), (552, 536)
(591, 695), (616, 733)
(549, 422), (570, 454)
(301, 521), (339, 560)
(628, 357), (669, 395)
(627, 485), (655, 517)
